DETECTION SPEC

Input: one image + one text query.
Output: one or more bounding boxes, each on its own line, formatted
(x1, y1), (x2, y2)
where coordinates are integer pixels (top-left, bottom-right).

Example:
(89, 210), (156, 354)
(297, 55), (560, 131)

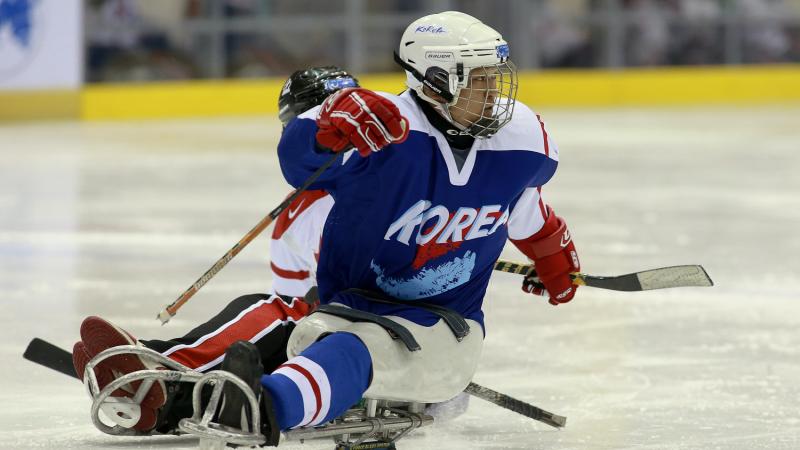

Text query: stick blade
(544, 413), (567, 428)
(23, 338), (78, 379)
(581, 265), (714, 291)
(636, 265), (714, 290)
(464, 382), (566, 429)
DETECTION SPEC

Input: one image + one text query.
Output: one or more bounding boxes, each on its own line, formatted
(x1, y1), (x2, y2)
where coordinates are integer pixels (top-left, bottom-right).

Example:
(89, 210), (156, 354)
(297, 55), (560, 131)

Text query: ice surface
(1, 105), (799, 449)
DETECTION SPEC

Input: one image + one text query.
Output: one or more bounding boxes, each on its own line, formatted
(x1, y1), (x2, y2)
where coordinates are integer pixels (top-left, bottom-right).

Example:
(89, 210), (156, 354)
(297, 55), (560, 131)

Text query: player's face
(448, 67), (500, 128)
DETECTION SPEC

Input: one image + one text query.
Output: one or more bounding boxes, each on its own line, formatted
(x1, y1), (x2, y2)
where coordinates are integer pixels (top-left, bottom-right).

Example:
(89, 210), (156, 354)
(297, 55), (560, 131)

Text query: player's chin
(463, 111), (485, 123)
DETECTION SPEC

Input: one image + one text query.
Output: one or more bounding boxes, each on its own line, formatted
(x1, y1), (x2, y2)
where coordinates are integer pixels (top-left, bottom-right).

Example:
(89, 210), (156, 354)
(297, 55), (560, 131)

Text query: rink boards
(2, 65), (799, 121)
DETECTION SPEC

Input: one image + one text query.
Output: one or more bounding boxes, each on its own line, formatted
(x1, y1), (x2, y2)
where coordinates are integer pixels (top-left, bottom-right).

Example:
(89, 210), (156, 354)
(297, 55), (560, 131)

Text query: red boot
(72, 316), (167, 432)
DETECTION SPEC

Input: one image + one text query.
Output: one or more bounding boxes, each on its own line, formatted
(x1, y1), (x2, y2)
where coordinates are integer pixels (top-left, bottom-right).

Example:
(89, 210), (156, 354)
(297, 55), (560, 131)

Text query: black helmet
(278, 66), (359, 126)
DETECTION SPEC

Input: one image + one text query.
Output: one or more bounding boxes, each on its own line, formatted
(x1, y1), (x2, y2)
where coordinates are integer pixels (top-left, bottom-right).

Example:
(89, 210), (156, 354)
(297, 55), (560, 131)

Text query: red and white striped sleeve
(270, 238), (316, 298)
(269, 190), (334, 297)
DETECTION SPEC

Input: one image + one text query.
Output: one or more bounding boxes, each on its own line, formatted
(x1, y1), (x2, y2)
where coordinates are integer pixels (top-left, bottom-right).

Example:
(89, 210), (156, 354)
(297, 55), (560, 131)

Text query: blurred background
(2, 3), (800, 448)
(81, 0), (800, 81)
(1, 0), (799, 120)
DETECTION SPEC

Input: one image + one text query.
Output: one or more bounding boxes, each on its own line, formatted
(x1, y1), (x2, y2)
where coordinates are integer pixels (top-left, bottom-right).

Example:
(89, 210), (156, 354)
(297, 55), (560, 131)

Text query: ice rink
(1, 104), (799, 449)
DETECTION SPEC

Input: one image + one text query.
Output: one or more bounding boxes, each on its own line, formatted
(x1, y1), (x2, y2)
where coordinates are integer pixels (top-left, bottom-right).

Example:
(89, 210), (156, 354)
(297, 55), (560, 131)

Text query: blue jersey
(278, 90), (559, 329)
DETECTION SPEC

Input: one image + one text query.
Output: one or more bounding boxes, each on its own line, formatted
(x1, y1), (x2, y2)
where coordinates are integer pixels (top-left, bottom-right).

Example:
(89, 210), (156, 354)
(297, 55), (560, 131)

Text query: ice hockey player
(263, 9), (580, 443)
(74, 11), (581, 446)
(70, 66), (359, 435)
(272, 66), (473, 422)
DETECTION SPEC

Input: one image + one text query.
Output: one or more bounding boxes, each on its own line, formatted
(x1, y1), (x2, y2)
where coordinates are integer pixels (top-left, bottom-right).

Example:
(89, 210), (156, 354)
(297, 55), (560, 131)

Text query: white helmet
(394, 11), (518, 138)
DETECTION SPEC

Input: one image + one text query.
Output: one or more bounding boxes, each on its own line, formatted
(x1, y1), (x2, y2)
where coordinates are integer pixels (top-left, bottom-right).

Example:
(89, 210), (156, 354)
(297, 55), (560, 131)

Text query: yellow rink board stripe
(1, 65), (798, 121)
(80, 65), (800, 120)
(80, 79), (285, 120)
(364, 65), (800, 107)
(0, 90), (81, 121)
(516, 65), (800, 106)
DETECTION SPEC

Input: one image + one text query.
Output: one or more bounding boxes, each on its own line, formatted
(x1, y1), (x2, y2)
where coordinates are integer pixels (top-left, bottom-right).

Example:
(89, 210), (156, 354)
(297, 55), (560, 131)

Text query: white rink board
(0, 0), (82, 90)
(1, 105), (799, 449)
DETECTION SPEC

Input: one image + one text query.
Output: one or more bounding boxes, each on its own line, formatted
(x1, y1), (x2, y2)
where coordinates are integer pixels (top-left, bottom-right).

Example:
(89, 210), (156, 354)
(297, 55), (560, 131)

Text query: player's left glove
(511, 206), (580, 305)
(316, 87), (409, 157)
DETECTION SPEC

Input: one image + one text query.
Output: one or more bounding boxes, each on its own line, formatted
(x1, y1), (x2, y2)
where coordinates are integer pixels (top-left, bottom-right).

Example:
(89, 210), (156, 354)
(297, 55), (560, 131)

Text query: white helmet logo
(425, 51), (454, 62)
(415, 25), (446, 34)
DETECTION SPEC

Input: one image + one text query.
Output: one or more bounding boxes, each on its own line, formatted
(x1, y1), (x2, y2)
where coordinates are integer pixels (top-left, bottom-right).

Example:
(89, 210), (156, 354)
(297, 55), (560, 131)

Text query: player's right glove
(316, 88), (409, 157)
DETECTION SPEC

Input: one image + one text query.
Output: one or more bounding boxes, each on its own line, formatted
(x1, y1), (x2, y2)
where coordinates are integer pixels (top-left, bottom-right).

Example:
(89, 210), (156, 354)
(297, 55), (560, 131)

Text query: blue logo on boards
(0, 0), (32, 48)
(496, 44), (509, 59)
(0, 0), (40, 79)
(324, 77), (357, 92)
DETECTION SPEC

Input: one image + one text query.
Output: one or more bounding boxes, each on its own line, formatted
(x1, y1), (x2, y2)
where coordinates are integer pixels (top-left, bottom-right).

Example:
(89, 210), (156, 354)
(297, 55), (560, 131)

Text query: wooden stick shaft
(491, 260), (581, 282)
(158, 153), (339, 324)
(162, 213), (275, 319)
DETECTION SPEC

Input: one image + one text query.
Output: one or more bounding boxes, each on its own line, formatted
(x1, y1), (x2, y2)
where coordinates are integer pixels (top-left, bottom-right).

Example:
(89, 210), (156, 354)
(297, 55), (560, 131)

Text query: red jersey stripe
(536, 114), (550, 157)
(271, 262), (311, 280)
(537, 187), (547, 219)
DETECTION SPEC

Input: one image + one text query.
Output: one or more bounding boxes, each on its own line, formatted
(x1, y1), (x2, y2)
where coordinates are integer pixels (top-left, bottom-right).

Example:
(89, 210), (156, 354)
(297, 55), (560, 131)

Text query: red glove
(316, 88), (409, 157)
(511, 206), (580, 305)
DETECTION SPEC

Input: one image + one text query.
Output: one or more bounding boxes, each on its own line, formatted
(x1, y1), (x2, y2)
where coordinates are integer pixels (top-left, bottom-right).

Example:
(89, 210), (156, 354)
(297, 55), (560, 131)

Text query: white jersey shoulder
(479, 101), (558, 161)
(276, 194), (333, 263)
(386, 91), (558, 162)
(377, 91), (431, 135)
(297, 91), (556, 162)
(270, 193), (334, 297)
(297, 104), (321, 121)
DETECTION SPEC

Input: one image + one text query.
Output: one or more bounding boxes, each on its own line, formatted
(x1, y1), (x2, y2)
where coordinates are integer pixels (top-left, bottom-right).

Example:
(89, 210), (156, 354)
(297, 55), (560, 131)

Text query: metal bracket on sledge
(83, 345), (201, 436)
(178, 370), (266, 449)
(284, 399), (433, 450)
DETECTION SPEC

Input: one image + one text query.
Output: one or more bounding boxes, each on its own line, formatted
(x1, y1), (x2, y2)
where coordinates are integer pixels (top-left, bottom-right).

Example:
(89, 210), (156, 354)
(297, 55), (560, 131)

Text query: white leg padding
(287, 303), (483, 403)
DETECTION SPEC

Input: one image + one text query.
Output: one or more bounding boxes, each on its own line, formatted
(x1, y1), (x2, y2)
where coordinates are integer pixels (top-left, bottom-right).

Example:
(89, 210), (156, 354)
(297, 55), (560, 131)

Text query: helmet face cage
(449, 60), (517, 138)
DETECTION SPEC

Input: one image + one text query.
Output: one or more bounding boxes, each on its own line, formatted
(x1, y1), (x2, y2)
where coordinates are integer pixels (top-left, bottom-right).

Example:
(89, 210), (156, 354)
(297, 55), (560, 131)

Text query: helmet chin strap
(431, 101), (468, 131)
(394, 51), (455, 103)
(394, 51), (471, 130)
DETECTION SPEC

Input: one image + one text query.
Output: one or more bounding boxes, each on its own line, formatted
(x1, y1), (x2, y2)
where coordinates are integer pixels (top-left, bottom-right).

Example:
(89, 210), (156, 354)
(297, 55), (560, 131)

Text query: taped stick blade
(581, 265), (713, 291)
(636, 265), (714, 290)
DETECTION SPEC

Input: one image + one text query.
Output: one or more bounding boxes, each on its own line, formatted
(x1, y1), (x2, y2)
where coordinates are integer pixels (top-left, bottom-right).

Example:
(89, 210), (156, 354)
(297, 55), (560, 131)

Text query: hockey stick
(492, 260), (713, 292)
(23, 338), (565, 427)
(465, 382), (565, 428)
(23, 338), (78, 379)
(156, 153), (340, 325)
